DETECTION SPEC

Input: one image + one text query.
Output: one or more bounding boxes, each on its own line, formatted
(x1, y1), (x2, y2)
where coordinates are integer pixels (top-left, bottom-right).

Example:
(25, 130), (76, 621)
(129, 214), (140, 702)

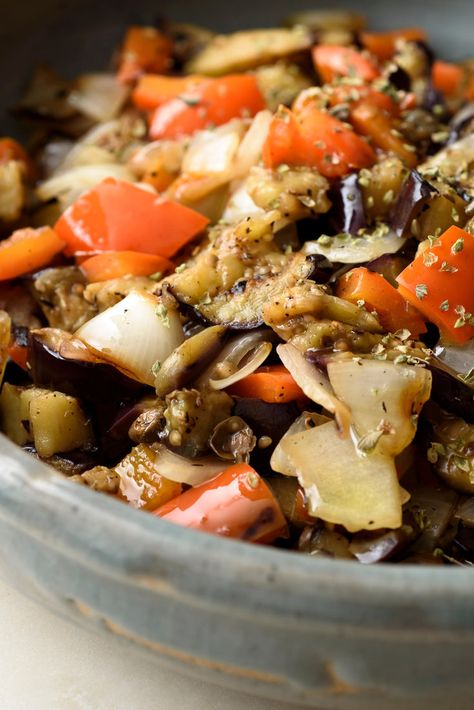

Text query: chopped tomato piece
(79, 251), (173, 282)
(329, 85), (400, 116)
(432, 60), (464, 97)
(0, 227), (64, 281)
(360, 28), (427, 61)
(55, 178), (209, 258)
(228, 365), (306, 403)
(397, 226), (474, 344)
(149, 74), (266, 140)
(350, 101), (418, 167)
(337, 267), (426, 337)
(117, 26), (173, 84)
(132, 74), (204, 110)
(313, 45), (380, 84)
(154, 463), (288, 543)
(263, 105), (376, 178)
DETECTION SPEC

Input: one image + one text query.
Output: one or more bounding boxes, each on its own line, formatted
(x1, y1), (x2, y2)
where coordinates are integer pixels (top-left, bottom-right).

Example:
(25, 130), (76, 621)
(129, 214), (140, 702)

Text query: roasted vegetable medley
(4, 11), (474, 564)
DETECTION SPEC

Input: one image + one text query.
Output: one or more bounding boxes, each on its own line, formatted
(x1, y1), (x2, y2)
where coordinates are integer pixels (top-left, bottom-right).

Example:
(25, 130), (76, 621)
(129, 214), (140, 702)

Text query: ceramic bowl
(1, 2), (474, 709)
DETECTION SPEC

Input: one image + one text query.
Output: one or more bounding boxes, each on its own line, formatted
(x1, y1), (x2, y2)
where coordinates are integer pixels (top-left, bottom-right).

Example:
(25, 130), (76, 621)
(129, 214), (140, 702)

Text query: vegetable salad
(2, 11), (474, 564)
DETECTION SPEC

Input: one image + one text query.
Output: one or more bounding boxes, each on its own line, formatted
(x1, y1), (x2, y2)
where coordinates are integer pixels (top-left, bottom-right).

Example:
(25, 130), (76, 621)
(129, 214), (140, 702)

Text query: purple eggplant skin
(305, 347), (333, 373)
(349, 521), (420, 564)
(22, 444), (100, 475)
(305, 254), (333, 284)
(366, 254), (411, 287)
(94, 400), (147, 464)
(452, 524), (474, 563)
(447, 103), (474, 145)
(386, 65), (411, 92)
(328, 173), (366, 235)
(233, 398), (301, 444)
(28, 328), (145, 404)
(422, 82), (445, 113)
(428, 358), (474, 423)
(390, 170), (438, 236)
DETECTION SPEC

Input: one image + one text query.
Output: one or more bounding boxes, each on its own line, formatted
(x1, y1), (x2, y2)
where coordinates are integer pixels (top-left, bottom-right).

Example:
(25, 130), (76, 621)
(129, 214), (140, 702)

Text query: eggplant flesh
(193, 254), (316, 329)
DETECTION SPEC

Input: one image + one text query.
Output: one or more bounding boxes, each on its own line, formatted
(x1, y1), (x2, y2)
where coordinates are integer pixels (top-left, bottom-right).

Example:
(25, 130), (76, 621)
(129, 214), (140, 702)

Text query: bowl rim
(1, 431), (473, 612)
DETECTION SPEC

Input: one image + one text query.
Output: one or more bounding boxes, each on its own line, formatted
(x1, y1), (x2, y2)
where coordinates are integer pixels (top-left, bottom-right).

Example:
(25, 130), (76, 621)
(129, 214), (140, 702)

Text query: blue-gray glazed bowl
(1, 2), (474, 709)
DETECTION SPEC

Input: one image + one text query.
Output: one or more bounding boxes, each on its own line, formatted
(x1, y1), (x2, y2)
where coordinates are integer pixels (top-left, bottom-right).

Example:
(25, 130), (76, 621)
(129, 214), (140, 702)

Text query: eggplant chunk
(80, 466), (120, 493)
(29, 328), (144, 403)
(420, 133), (474, 197)
(29, 391), (93, 458)
(360, 157), (407, 223)
(167, 213), (293, 309)
(247, 166), (331, 221)
(428, 358), (474, 423)
(428, 414), (474, 494)
(83, 275), (156, 312)
(30, 266), (97, 332)
(0, 383), (32, 446)
(194, 253), (317, 329)
(155, 325), (227, 396)
(349, 519), (421, 564)
(186, 27), (312, 75)
(233, 398), (301, 448)
(254, 63), (312, 111)
(299, 523), (354, 559)
(0, 384), (93, 458)
(164, 387), (233, 457)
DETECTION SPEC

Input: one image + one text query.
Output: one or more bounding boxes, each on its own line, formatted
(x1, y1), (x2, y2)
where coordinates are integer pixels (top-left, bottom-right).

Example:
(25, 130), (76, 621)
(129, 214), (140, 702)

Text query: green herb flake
(175, 262), (187, 273)
(415, 283), (428, 300)
(439, 261), (458, 273)
(451, 237), (464, 254)
(394, 328), (411, 341)
(318, 235), (332, 246)
(428, 234), (441, 247)
(156, 303), (170, 328)
(356, 429), (385, 454)
(427, 442), (446, 464)
(454, 456), (470, 472)
(439, 299), (450, 311)
(246, 472), (260, 489)
(422, 251), (438, 267)
(179, 94), (201, 107)
(151, 360), (161, 377)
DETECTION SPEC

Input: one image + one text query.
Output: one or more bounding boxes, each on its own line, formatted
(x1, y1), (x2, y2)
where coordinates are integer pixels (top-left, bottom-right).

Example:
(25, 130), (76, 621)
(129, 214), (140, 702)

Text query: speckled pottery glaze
(2, 2), (474, 709)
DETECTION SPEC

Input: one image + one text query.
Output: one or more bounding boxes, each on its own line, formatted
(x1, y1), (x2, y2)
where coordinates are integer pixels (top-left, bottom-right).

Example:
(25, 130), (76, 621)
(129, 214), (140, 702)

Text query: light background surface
(0, 577), (304, 710)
